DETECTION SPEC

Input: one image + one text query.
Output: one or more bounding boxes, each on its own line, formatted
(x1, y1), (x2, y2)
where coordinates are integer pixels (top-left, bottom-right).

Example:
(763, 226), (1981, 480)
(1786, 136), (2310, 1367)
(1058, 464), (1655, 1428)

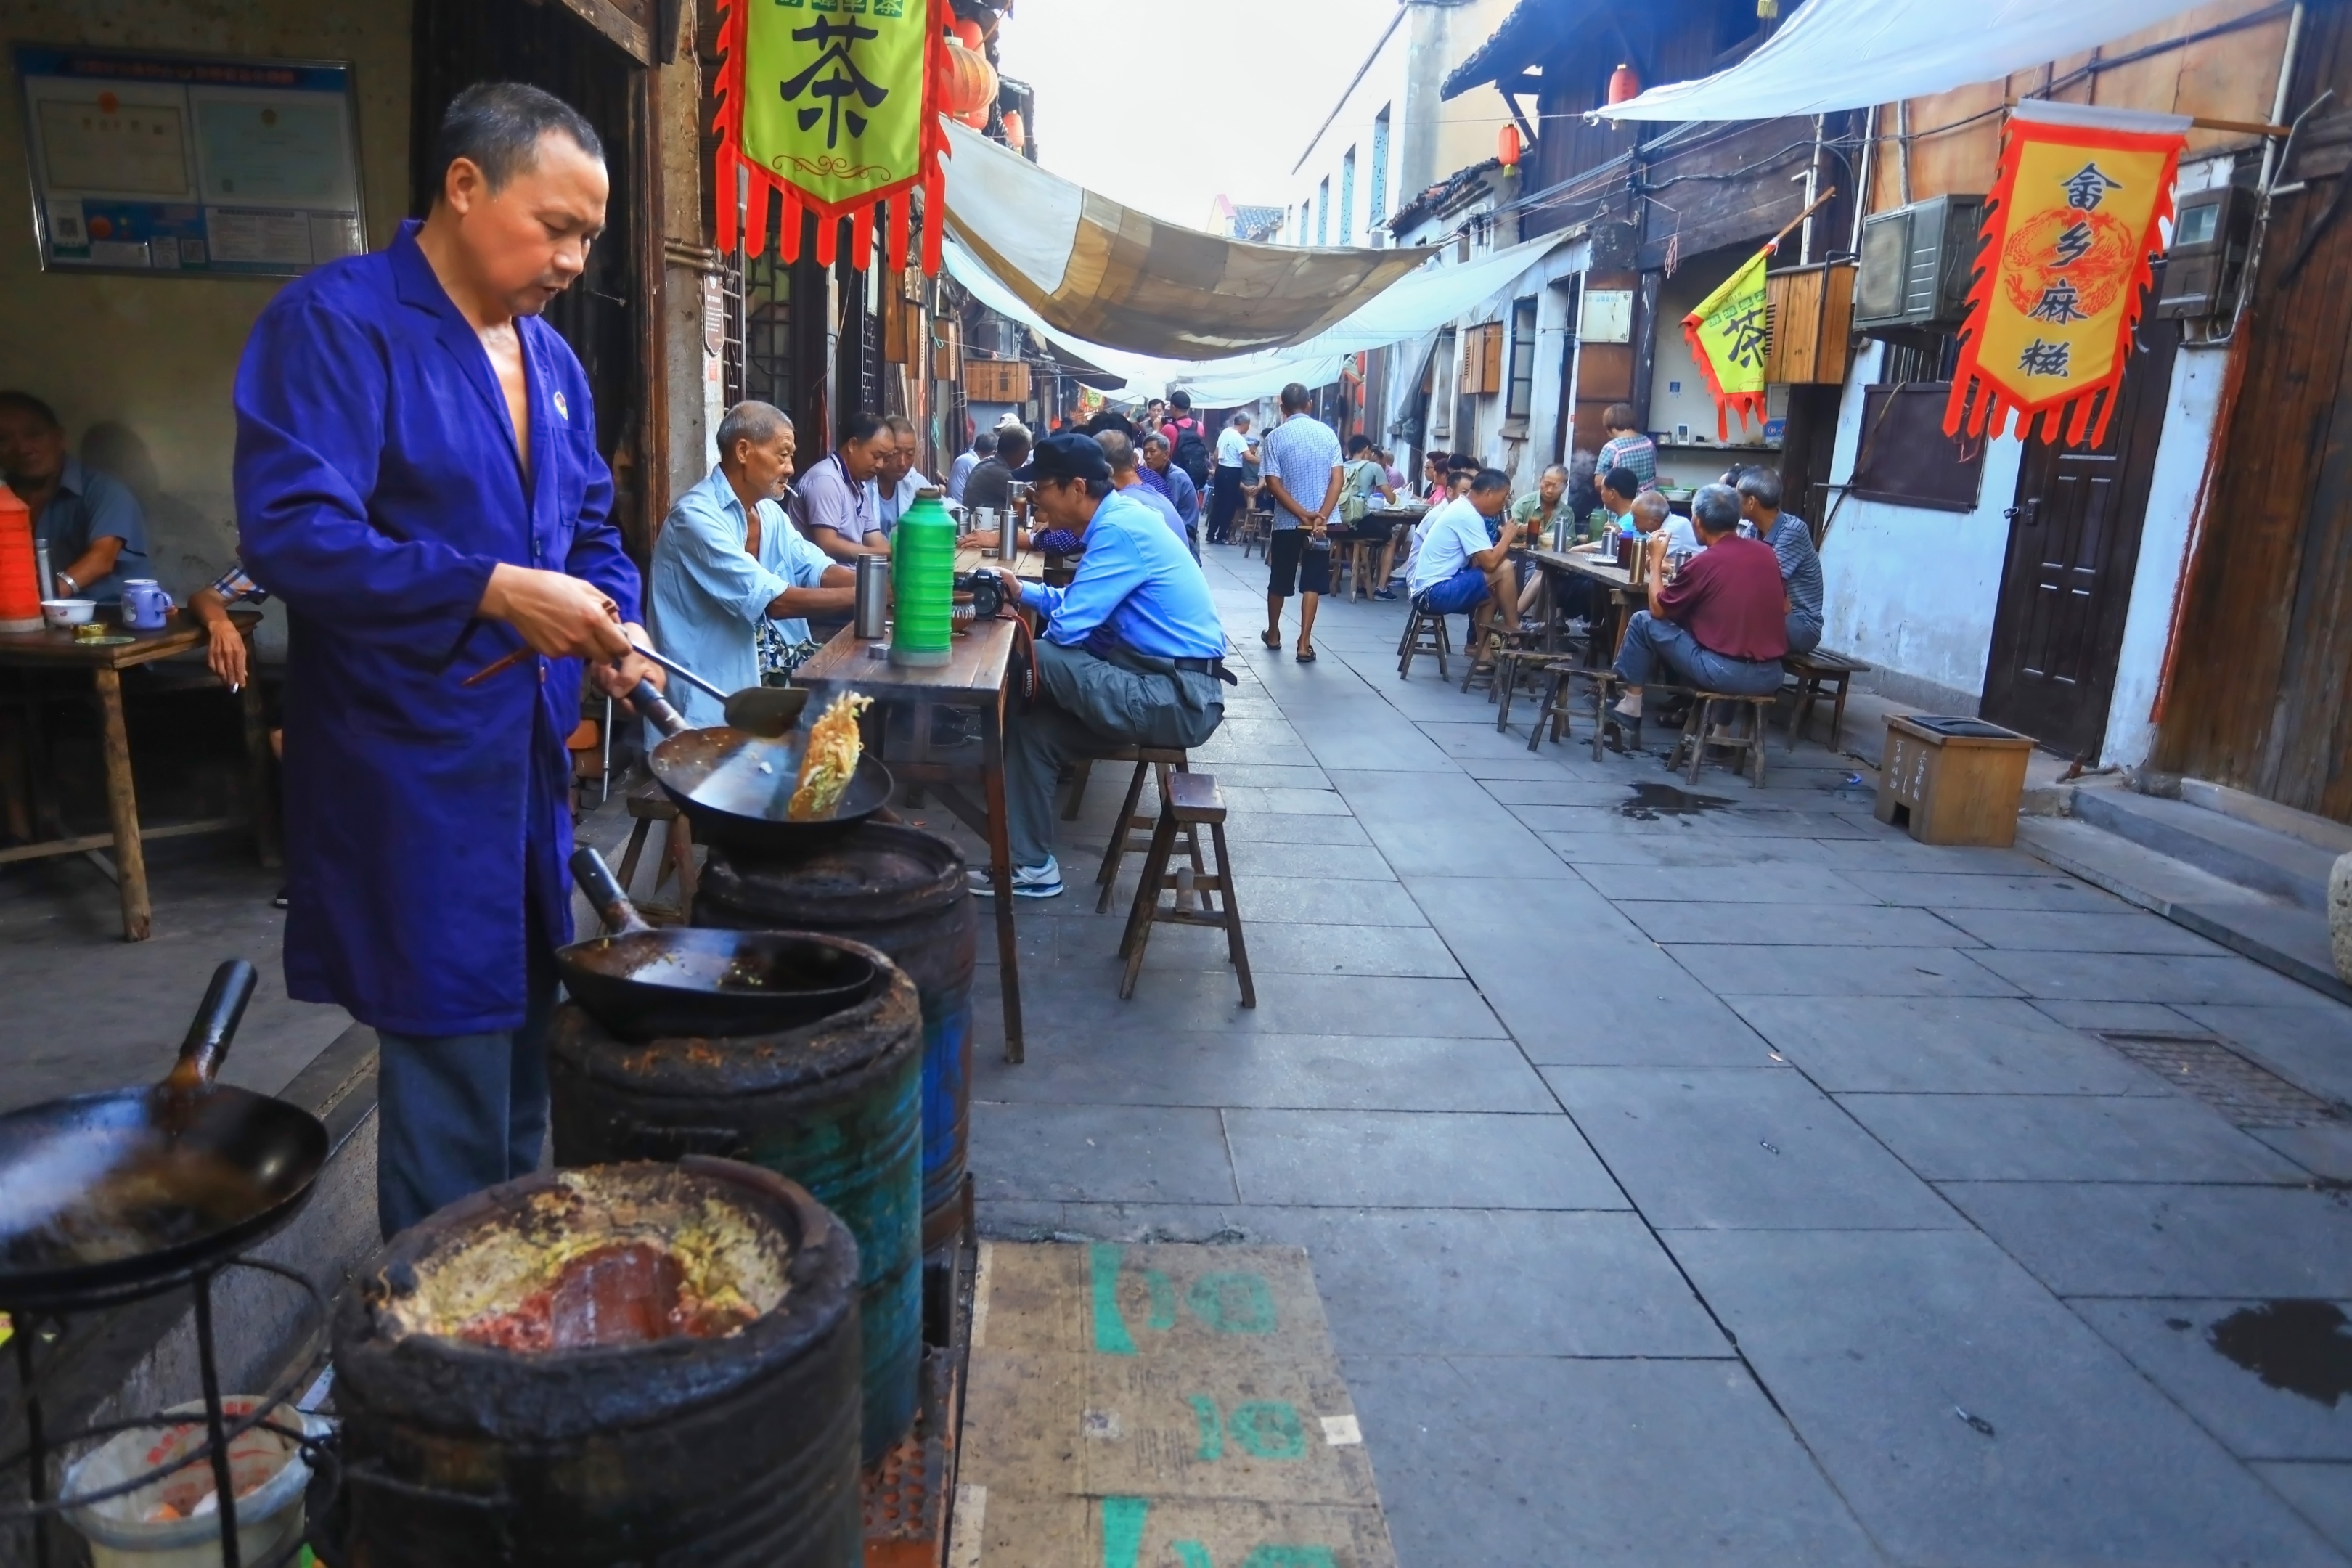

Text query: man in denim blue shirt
(0, 392), (151, 602)
(979, 433), (1229, 898)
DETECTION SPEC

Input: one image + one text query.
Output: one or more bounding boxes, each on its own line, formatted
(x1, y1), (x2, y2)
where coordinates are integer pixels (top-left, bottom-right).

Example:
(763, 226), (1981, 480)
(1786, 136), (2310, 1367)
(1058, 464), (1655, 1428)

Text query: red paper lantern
(1000, 108), (1026, 150)
(1608, 62), (1641, 105)
(940, 38), (997, 122)
(951, 17), (985, 51)
(1496, 123), (1521, 168)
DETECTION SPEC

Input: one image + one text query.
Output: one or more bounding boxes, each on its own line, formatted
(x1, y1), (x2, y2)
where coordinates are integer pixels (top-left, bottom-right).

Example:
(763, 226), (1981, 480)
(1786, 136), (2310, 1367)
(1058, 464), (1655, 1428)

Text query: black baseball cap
(1012, 431), (1112, 484)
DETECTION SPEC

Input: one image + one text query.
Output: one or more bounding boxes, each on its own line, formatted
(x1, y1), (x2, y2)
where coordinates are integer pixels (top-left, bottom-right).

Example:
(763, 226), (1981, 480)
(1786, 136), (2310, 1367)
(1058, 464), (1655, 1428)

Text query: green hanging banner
(714, 0), (950, 271)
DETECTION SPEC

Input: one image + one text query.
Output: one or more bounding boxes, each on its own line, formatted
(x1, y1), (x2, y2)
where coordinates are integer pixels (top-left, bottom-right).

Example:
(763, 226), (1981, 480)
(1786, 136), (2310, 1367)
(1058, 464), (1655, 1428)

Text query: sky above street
(993, 0), (1402, 231)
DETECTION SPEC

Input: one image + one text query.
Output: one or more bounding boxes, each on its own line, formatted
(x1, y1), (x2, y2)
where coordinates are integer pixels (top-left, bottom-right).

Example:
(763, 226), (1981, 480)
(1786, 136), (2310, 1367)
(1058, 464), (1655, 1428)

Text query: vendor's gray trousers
(374, 945), (556, 1238)
(1008, 640), (1226, 868)
(1614, 609), (1786, 696)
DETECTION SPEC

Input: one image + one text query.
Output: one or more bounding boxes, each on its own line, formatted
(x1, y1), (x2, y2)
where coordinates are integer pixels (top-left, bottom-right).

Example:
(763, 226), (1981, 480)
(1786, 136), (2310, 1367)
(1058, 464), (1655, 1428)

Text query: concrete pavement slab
(1670, 1228), (2346, 1567)
(978, 971), (1509, 1039)
(971, 1031), (1553, 1113)
(1835, 1092), (2307, 1183)
(1217, 875), (1432, 926)
(1327, 769), (1552, 876)
(1209, 841), (1397, 880)
(1544, 1066), (1963, 1230)
(1052, 919), (1463, 979)
(2255, 1464), (2352, 1556)
(971, 1102), (1239, 1204)
(1941, 1182), (2352, 1297)
(1728, 997), (2165, 1094)
(1217, 812), (1374, 846)
(2069, 1297), (2352, 1461)
(1222, 1108), (1625, 1210)
(1665, 944), (2021, 997)
(1968, 948), (2335, 1007)
(1344, 1355), (1887, 1568)
(1574, 861), (1882, 903)
(1620, 900), (1975, 947)
(1538, 830), (1799, 867)
(2171, 1004), (2352, 1108)
(1934, 907), (2230, 954)
(1835, 870), (2130, 910)
(2029, 999), (2205, 1032)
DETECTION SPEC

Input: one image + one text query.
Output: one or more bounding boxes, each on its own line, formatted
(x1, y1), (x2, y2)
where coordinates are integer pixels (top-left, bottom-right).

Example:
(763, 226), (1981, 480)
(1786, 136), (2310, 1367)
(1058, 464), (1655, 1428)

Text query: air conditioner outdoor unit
(1853, 195), (1988, 334)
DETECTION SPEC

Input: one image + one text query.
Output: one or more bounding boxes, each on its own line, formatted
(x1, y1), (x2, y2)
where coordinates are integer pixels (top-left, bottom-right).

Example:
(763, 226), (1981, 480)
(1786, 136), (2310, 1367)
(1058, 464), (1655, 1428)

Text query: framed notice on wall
(13, 44), (367, 279)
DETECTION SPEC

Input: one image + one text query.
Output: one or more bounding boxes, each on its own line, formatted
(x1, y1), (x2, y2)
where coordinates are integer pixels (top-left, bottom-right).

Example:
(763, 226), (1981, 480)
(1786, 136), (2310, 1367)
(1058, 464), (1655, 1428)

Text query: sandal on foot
(1260, 629), (1282, 649)
(1295, 645), (1318, 663)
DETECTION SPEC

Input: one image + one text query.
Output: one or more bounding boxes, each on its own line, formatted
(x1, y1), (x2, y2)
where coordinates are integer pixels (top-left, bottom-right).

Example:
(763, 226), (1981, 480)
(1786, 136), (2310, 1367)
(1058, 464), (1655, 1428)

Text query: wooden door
(1980, 307), (2180, 759)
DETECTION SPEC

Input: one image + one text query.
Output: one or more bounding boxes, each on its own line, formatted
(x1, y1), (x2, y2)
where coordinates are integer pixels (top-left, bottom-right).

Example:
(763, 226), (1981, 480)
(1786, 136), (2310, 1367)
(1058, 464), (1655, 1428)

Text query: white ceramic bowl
(41, 598), (96, 628)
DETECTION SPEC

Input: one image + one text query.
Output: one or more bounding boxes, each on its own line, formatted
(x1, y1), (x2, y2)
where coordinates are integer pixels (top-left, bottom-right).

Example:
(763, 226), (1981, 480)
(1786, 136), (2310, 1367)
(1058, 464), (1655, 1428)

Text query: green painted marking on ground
(1187, 1270), (1278, 1334)
(1147, 1267), (1178, 1330)
(1232, 1400), (1307, 1460)
(1188, 1394), (1225, 1461)
(1174, 1543), (1214, 1568)
(1241, 1550), (1339, 1568)
(1101, 1495), (1149, 1568)
(1090, 1244), (1138, 1356)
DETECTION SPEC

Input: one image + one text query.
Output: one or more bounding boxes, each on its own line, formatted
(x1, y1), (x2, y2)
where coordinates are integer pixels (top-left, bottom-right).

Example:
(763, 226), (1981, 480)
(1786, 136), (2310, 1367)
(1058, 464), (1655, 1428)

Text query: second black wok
(560, 847), (881, 1040)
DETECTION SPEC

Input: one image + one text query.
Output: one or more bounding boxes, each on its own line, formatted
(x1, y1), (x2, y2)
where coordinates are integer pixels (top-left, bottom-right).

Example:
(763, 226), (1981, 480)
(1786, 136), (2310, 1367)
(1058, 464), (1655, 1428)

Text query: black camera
(952, 570), (1006, 619)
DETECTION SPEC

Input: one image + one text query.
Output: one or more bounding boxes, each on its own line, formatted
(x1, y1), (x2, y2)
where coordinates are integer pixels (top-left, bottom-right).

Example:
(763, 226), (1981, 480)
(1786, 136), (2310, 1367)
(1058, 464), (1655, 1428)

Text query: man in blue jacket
(234, 82), (662, 1237)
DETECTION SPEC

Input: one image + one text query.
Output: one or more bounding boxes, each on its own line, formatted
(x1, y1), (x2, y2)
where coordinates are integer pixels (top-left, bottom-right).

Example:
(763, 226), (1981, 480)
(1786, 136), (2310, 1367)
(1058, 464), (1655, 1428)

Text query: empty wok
(558, 846), (881, 1040)
(0, 961), (330, 1307)
(629, 677), (894, 853)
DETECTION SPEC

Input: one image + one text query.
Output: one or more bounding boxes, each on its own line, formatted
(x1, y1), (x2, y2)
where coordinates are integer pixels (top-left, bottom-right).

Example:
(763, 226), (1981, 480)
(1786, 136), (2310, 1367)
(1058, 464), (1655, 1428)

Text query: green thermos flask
(889, 486), (954, 668)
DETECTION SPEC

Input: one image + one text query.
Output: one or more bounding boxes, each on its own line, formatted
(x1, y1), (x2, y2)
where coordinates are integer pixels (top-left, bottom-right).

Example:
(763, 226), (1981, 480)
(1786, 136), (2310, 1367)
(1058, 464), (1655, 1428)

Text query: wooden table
(1342, 506), (1428, 600)
(1531, 547), (1642, 658)
(0, 610), (275, 940)
(796, 615), (1030, 1062)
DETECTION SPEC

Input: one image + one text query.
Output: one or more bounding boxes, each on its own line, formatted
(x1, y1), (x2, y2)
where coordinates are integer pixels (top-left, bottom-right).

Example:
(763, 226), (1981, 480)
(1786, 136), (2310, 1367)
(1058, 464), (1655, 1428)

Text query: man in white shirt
(1407, 467), (1519, 649)
(1257, 382), (1343, 663)
(1207, 412), (1254, 545)
(797, 410), (889, 560)
(946, 428), (993, 504)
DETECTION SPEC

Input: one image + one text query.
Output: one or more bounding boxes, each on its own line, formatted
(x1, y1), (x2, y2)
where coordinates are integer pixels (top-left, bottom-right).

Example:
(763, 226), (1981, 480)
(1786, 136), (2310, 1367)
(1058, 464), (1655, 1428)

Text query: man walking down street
(1209, 412), (1254, 544)
(1259, 382), (1342, 663)
(1611, 483), (1788, 724)
(981, 434), (1228, 899)
(1735, 466), (1824, 656)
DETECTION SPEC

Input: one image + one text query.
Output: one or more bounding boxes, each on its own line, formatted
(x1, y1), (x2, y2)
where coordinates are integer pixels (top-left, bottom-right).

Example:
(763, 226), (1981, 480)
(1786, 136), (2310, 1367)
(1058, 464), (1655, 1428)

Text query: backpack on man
(1170, 421), (1212, 489)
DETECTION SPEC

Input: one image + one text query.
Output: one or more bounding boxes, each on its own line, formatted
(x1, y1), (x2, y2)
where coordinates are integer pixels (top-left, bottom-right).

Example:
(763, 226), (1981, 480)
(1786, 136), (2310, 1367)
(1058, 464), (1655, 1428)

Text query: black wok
(630, 678), (894, 852)
(0, 961), (329, 1308)
(559, 846), (881, 1040)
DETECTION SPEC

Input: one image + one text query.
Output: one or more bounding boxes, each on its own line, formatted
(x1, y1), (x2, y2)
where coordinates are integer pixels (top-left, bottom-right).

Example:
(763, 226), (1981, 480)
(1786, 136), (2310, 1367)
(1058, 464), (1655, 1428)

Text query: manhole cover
(2099, 1033), (2340, 1128)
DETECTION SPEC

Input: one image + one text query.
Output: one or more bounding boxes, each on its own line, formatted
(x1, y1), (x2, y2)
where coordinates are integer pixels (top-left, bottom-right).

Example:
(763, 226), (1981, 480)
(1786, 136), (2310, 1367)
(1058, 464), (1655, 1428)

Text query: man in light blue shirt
(979, 433), (1230, 899)
(1256, 381), (1342, 662)
(0, 392), (151, 602)
(945, 429), (992, 504)
(646, 402), (853, 738)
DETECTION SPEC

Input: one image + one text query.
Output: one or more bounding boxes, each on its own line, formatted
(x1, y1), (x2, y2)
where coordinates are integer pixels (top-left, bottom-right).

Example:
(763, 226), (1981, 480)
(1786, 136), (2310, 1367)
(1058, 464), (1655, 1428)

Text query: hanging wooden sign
(712, 0), (952, 273)
(1943, 99), (2187, 448)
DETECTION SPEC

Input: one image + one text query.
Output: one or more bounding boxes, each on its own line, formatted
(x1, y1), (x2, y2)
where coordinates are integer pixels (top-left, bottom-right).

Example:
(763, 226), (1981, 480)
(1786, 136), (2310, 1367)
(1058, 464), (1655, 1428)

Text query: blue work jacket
(232, 219), (641, 1036)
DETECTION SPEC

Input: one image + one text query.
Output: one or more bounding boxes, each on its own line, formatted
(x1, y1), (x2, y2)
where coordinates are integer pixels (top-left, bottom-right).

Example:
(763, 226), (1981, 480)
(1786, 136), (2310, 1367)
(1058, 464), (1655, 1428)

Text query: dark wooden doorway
(1980, 304), (2181, 759)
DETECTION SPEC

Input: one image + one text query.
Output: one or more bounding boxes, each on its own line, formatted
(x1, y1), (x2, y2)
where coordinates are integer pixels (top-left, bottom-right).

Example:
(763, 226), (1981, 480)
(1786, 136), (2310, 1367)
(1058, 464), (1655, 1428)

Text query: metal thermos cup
(854, 554), (890, 640)
(995, 511), (1021, 562)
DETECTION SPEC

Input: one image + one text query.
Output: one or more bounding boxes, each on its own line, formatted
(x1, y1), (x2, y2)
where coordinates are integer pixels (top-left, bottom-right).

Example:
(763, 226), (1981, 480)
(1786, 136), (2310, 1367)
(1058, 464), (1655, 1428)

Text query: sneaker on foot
(970, 856), (1063, 898)
(1372, 587), (1398, 600)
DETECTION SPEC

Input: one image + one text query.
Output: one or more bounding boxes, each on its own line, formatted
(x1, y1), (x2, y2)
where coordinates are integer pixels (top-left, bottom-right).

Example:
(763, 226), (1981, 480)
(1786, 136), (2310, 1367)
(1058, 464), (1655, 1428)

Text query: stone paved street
(949, 546), (2352, 1566)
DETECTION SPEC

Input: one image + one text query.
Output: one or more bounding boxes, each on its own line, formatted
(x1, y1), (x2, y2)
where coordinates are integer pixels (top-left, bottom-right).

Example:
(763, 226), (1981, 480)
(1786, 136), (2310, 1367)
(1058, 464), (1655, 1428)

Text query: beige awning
(939, 120), (1437, 359)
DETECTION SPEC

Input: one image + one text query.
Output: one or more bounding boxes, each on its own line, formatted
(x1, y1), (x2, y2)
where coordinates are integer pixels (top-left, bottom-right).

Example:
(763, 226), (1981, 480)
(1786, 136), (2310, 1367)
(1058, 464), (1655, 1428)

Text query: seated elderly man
(0, 391), (151, 602)
(1734, 466), (1824, 655)
(648, 401), (854, 730)
(1629, 489), (1699, 558)
(962, 422), (1028, 516)
(872, 414), (934, 536)
(1611, 482), (1788, 724)
(979, 433), (1229, 899)
(1140, 433), (1200, 552)
(1405, 467), (1519, 648)
(799, 410), (891, 560)
(1103, 431), (1190, 545)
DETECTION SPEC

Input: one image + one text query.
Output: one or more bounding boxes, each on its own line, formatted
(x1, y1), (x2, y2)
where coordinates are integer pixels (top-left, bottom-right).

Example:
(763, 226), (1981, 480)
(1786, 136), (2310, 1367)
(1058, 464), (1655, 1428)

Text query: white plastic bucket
(62, 1396), (324, 1567)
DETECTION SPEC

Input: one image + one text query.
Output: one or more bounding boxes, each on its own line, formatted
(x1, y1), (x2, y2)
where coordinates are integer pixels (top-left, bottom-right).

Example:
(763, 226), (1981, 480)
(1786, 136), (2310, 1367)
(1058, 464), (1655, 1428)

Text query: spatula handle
(169, 959), (258, 1090)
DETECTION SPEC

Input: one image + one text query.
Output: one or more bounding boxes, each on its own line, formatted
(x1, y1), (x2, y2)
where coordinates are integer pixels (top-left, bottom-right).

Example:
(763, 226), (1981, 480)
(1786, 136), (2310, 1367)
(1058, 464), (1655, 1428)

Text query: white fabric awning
(1606, 0), (2215, 121)
(939, 120), (1434, 359)
(943, 229), (1575, 404)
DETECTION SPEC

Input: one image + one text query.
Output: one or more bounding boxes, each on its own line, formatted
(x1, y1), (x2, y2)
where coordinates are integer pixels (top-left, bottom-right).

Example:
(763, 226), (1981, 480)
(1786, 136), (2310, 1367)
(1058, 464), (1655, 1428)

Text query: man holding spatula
(234, 83), (663, 1238)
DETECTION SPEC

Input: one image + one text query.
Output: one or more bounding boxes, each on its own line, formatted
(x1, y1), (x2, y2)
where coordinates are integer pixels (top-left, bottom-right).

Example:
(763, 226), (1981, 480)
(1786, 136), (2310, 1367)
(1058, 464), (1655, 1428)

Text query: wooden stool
(1588, 674), (1646, 761)
(1396, 606), (1452, 680)
(616, 779), (697, 923)
(1670, 693), (1776, 786)
(1786, 649), (1872, 751)
(1347, 536), (1386, 601)
(1238, 509), (1270, 559)
(1461, 618), (1540, 696)
(1119, 773), (1254, 1007)
(1090, 747), (1193, 913)
(1495, 652), (1579, 738)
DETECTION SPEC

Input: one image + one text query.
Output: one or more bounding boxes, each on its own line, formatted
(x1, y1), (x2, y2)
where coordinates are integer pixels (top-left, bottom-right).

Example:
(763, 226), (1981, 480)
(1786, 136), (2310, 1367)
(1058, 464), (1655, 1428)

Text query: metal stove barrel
(695, 825), (977, 1251)
(546, 954), (924, 1464)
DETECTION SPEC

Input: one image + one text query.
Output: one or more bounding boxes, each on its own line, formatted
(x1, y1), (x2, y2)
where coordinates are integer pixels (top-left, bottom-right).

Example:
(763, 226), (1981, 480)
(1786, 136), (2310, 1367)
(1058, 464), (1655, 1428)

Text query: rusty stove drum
(695, 824), (978, 1253)
(548, 948), (923, 1464)
(332, 1159), (862, 1567)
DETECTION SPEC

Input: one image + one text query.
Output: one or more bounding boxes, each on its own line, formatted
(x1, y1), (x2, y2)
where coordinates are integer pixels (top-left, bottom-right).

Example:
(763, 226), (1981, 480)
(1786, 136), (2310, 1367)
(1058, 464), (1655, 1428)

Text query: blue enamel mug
(119, 579), (172, 632)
